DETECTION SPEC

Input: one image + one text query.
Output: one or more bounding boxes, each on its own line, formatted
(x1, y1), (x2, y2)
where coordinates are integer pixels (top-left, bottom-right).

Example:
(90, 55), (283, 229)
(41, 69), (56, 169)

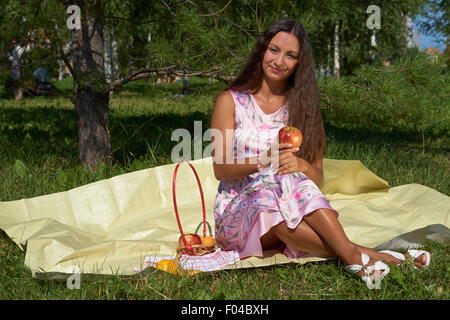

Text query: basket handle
(172, 160), (207, 247)
(195, 220), (212, 236)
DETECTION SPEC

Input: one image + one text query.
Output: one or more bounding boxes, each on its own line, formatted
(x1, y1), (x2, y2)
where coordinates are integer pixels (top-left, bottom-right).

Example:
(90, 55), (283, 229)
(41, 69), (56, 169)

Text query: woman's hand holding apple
(259, 126), (308, 174)
(260, 140), (299, 172)
(277, 151), (310, 175)
(271, 126), (306, 175)
(258, 126), (305, 174)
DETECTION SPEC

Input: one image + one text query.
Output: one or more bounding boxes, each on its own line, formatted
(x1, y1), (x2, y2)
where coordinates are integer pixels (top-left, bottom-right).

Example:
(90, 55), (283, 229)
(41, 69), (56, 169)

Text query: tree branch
(199, 0), (233, 17)
(106, 65), (235, 93)
(186, 0), (257, 38)
(219, 16), (257, 38)
(103, 16), (162, 25)
(58, 49), (78, 83)
(0, 53), (64, 73)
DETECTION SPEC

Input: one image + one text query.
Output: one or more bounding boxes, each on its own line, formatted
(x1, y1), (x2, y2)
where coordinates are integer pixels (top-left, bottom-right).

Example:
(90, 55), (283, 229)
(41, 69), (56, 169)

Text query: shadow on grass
(0, 104), (447, 167)
(325, 123), (449, 156)
(0, 105), (213, 165)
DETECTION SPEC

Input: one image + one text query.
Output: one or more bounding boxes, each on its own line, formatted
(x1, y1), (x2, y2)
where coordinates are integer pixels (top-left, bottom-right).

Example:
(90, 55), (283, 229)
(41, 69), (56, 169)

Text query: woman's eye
(269, 48), (278, 52)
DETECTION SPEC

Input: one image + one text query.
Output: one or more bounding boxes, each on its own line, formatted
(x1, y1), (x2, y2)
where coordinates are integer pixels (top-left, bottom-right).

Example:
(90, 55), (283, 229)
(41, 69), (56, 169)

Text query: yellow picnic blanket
(0, 157), (448, 277)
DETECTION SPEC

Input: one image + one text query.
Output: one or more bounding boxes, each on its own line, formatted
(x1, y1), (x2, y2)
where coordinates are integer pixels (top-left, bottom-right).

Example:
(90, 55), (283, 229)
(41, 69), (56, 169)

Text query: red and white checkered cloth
(137, 248), (240, 272)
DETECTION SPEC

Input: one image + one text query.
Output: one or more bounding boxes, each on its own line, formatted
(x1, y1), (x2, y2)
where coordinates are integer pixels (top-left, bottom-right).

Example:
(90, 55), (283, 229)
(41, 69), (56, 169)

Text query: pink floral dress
(213, 89), (338, 259)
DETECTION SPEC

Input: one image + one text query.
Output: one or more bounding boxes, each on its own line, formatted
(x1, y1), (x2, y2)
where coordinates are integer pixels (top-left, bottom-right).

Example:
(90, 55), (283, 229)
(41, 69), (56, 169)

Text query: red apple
(278, 126), (303, 148)
(178, 233), (202, 248)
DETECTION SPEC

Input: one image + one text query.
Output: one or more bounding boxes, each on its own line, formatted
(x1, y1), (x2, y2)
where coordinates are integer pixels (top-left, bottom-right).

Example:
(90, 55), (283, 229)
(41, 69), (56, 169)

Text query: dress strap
(228, 89), (252, 109)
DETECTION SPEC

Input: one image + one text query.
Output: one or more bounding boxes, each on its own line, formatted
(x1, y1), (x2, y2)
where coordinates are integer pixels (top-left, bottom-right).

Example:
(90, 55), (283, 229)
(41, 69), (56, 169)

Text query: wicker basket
(172, 160), (216, 257)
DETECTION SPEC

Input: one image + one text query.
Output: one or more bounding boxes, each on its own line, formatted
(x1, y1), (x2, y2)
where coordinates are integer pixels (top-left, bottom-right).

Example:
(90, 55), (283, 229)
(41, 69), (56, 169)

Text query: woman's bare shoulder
(211, 90), (236, 132)
(216, 89), (233, 103)
(213, 90), (235, 114)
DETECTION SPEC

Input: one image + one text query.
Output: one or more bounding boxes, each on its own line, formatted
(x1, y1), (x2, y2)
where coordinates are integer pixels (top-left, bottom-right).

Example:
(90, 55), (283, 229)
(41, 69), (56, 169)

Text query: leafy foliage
(320, 51), (449, 140)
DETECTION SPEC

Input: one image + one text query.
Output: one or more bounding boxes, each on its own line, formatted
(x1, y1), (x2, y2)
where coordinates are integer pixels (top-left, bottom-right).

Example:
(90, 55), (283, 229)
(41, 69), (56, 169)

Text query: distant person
(182, 76), (190, 95)
(6, 40), (25, 100)
(32, 65), (52, 91)
(25, 63), (53, 96)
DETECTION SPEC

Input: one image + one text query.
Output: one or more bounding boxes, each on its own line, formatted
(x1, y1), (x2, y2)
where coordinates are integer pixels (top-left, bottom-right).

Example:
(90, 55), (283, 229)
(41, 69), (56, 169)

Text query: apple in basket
(278, 126), (302, 148)
(178, 233), (202, 248)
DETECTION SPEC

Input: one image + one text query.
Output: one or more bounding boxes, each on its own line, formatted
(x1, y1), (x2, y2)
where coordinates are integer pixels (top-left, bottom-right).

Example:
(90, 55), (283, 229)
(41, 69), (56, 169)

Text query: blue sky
(413, 14), (447, 52)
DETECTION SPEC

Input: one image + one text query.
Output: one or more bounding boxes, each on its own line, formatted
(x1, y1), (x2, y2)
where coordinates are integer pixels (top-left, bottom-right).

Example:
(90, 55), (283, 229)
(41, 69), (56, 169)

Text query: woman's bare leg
(261, 210), (358, 263)
(261, 219), (336, 257)
(261, 208), (427, 269)
(303, 209), (427, 267)
(261, 211), (361, 267)
(262, 219), (389, 262)
(300, 208), (363, 266)
(262, 208), (387, 279)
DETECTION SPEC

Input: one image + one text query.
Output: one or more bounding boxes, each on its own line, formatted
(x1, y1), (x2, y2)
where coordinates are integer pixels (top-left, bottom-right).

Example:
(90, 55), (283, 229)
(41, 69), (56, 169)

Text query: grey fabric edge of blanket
(373, 223), (450, 251)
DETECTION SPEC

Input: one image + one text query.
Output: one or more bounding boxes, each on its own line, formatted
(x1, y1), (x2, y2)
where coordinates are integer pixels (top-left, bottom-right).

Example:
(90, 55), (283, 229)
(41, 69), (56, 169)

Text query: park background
(0, 0), (448, 300)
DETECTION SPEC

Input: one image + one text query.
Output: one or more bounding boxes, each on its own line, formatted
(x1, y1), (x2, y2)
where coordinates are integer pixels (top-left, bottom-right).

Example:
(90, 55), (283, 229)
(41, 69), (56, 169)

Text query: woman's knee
(268, 220), (336, 257)
(260, 223), (285, 250)
(304, 208), (339, 226)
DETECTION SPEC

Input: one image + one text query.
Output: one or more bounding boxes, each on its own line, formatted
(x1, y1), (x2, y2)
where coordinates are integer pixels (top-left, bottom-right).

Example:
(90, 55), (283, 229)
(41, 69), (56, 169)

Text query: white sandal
(345, 252), (390, 287)
(408, 249), (431, 267)
(379, 249), (431, 269)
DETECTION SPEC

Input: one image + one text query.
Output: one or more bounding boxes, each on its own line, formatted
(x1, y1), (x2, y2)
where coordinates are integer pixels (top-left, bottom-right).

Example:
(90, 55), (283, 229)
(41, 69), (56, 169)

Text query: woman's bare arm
(210, 91), (260, 180)
(296, 155), (324, 187)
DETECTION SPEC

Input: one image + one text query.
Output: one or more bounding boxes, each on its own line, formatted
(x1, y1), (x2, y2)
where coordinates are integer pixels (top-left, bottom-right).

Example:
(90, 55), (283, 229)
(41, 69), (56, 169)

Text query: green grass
(0, 57), (449, 299)
(0, 229), (448, 299)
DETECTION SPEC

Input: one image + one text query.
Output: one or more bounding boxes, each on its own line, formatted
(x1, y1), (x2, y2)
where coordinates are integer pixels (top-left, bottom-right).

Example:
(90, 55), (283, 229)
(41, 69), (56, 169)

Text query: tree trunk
(70, 1), (111, 169)
(145, 31), (152, 83)
(369, 29), (376, 64)
(103, 28), (113, 84)
(327, 40), (331, 77)
(58, 59), (65, 80)
(74, 88), (111, 167)
(111, 27), (120, 81)
(333, 21), (340, 80)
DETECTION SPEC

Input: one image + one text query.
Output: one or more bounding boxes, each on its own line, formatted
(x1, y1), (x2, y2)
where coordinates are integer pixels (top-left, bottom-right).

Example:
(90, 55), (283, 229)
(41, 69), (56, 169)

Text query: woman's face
(262, 31), (300, 82)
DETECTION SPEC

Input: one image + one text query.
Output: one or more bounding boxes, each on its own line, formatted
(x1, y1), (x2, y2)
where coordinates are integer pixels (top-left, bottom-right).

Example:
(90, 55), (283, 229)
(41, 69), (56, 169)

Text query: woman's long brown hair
(227, 18), (326, 164)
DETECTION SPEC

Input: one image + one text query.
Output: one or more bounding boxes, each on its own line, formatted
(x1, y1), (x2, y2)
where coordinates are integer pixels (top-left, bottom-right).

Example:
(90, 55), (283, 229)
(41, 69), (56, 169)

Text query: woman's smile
(269, 66), (283, 73)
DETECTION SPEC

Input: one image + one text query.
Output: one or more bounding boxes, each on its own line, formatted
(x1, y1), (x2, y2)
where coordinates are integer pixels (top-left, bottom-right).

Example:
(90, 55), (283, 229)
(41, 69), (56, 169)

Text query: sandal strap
(407, 249), (430, 267)
(345, 253), (390, 280)
(344, 252), (370, 274)
(345, 264), (363, 274)
(379, 250), (406, 262)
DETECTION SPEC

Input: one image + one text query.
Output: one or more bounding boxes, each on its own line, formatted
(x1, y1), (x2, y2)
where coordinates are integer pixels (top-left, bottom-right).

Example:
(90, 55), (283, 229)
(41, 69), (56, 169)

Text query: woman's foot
(343, 250), (390, 283)
(406, 250), (431, 268)
(359, 247), (430, 269)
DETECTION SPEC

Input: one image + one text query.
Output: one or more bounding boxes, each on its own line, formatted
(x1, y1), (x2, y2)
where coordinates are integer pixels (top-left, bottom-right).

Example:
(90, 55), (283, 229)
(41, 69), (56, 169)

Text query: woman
(210, 18), (429, 283)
